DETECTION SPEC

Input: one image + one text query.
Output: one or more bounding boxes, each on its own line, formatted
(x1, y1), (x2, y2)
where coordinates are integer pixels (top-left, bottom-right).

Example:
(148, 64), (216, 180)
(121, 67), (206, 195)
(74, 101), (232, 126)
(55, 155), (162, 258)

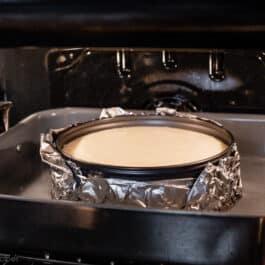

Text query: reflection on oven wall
(0, 48), (50, 125)
(48, 49), (265, 113)
(1, 48), (265, 124)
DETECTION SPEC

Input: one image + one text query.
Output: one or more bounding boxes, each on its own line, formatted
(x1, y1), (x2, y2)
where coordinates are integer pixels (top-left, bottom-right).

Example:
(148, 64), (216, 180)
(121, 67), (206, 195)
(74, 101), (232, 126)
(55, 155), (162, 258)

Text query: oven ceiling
(0, 0), (264, 47)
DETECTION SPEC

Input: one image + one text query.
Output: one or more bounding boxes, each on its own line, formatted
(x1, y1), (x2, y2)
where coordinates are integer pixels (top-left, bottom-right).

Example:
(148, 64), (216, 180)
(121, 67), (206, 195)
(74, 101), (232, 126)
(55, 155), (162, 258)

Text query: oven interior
(0, 47), (265, 264)
(0, 3), (265, 264)
(2, 48), (265, 125)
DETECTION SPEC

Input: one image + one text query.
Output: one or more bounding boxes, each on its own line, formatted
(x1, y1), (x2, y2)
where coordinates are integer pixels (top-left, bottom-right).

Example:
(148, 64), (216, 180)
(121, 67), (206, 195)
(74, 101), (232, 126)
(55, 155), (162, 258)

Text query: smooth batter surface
(62, 126), (227, 167)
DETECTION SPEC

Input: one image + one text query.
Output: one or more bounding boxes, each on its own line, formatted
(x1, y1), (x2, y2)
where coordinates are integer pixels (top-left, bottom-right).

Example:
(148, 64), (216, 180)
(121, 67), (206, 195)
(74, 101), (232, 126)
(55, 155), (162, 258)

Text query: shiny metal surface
(209, 51), (225, 81)
(0, 107), (264, 214)
(0, 101), (12, 134)
(162, 50), (178, 70)
(0, 108), (264, 264)
(116, 50), (132, 80)
(47, 49), (265, 114)
(41, 107), (241, 211)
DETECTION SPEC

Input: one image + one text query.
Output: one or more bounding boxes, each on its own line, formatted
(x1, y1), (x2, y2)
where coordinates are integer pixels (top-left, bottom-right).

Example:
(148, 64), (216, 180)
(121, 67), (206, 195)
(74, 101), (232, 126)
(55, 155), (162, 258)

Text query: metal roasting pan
(0, 108), (264, 265)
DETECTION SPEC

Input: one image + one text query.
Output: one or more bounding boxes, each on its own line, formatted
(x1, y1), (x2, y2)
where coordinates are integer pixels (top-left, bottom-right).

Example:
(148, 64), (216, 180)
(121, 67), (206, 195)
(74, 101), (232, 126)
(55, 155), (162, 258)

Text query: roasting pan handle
(0, 101), (12, 134)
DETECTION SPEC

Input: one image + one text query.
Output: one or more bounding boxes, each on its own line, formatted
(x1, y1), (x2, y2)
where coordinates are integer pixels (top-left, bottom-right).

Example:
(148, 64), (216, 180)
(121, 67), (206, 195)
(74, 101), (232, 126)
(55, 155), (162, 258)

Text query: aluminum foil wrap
(40, 107), (242, 211)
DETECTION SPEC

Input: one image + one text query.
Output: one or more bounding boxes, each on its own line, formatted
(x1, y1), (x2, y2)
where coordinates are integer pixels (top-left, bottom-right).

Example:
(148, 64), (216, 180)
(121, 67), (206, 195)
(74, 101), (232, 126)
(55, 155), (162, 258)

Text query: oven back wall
(0, 48), (50, 125)
(1, 48), (265, 125)
(48, 49), (265, 114)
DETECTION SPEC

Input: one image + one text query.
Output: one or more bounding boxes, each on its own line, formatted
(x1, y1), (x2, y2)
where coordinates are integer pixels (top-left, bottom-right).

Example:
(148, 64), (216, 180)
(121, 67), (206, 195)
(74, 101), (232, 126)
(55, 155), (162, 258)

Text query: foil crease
(40, 107), (242, 211)
(186, 143), (242, 211)
(40, 133), (77, 200)
(77, 175), (193, 209)
(100, 107), (134, 119)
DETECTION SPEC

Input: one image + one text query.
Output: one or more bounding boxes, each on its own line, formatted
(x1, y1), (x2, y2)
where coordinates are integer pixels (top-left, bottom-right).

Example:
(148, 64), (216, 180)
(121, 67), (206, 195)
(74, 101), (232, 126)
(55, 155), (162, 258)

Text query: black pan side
(0, 197), (261, 265)
(55, 115), (234, 180)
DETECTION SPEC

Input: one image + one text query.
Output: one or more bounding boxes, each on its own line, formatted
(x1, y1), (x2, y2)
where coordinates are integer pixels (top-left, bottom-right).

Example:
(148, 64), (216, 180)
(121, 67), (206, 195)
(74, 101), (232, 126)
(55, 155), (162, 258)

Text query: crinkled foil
(40, 133), (77, 200)
(40, 107), (242, 211)
(186, 143), (241, 211)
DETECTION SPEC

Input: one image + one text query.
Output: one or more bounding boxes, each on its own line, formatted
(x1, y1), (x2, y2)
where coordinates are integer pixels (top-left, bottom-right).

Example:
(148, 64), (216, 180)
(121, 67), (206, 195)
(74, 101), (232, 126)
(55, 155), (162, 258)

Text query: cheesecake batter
(62, 126), (227, 167)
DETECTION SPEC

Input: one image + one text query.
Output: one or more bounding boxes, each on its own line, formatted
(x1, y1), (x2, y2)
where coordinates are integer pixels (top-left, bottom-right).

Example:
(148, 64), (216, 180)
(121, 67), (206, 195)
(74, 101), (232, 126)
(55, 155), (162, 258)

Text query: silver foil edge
(40, 107), (242, 211)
